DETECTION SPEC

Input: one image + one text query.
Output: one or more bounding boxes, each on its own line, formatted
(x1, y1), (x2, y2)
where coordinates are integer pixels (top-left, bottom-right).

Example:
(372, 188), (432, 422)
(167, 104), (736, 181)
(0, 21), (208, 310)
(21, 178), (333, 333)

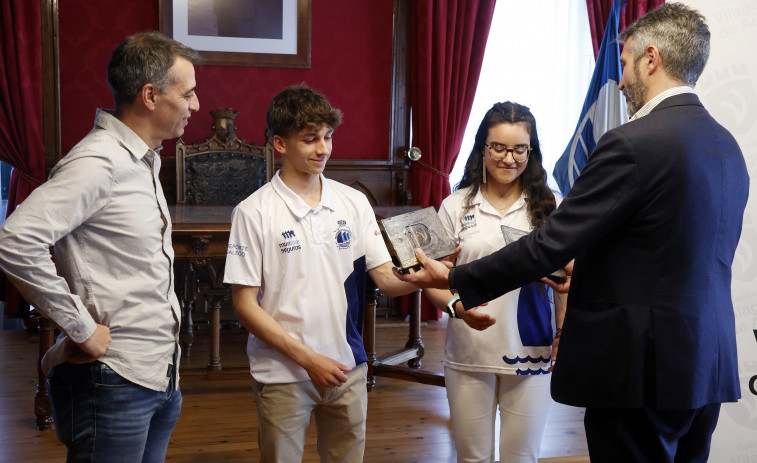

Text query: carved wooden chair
(175, 108), (272, 369)
(176, 108), (273, 205)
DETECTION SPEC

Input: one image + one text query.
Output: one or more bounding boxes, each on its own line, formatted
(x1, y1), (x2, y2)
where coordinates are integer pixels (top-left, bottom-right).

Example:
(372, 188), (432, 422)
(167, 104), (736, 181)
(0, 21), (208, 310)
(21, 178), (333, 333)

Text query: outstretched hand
(541, 259), (574, 294)
(392, 247), (460, 289)
(456, 303), (495, 331)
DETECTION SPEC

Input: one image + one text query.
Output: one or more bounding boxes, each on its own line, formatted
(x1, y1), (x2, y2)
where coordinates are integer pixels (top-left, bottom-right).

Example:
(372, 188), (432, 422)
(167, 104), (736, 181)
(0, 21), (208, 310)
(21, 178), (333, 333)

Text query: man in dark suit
(396, 3), (749, 461)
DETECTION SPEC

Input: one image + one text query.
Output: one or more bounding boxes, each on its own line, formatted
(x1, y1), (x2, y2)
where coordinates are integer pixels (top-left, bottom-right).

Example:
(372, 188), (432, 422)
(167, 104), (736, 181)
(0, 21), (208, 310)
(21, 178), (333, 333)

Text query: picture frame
(160, 0), (311, 68)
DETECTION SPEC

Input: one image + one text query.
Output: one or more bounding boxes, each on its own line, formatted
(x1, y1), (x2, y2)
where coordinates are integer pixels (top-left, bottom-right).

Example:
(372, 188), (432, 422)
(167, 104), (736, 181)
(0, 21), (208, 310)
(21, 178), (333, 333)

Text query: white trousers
(444, 366), (552, 463)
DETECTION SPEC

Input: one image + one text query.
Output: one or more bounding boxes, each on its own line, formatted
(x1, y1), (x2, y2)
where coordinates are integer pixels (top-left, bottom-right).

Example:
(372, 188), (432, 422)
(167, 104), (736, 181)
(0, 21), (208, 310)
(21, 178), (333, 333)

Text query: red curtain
(0, 0), (46, 317)
(409, 0), (495, 210)
(409, 0), (495, 319)
(586, 0), (665, 58)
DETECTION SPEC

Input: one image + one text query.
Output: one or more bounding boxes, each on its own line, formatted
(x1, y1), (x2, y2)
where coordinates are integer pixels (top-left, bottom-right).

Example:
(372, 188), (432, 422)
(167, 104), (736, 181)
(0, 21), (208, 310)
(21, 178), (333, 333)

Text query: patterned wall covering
(58, 1), (393, 160)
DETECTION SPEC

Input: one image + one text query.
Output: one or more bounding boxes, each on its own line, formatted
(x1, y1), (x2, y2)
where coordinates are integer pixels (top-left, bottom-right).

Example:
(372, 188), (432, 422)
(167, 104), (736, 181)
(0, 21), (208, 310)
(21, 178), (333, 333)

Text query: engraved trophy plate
(380, 207), (458, 271)
(500, 225), (567, 283)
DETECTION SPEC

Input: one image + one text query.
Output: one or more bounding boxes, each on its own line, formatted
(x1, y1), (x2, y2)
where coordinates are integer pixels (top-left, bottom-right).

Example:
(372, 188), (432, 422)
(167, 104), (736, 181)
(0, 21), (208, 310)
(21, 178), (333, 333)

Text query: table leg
(35, 316), (55, 431)
(204, 288), (228, 372)
(363, 282), (379, 391)
(180, 262), (197, 358)
(368, 288), (443, 387)
(405, 289), (425, 369)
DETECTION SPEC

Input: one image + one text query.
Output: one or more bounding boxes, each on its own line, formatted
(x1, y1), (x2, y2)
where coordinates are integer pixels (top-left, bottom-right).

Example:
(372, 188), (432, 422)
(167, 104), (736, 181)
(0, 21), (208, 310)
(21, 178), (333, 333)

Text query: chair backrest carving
(176, 108), (273, 205)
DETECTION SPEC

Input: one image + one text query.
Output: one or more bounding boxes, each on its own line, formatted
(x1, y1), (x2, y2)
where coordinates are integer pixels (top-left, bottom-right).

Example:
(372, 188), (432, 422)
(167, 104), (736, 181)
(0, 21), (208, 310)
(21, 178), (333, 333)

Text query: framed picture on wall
(160, 0), (311, 68)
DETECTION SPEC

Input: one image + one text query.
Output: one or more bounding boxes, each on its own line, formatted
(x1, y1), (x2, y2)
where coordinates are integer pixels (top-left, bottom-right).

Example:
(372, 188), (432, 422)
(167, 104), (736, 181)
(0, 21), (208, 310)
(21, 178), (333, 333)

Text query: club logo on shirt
(279, 229), (301, 254)
(461, 213), (477, 231)
(334, 219), (352, 250)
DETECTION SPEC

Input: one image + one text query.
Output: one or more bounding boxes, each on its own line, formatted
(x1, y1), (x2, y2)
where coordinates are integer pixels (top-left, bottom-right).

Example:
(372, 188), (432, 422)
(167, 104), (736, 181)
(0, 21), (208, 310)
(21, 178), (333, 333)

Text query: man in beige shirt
(0, 32), (199, 463)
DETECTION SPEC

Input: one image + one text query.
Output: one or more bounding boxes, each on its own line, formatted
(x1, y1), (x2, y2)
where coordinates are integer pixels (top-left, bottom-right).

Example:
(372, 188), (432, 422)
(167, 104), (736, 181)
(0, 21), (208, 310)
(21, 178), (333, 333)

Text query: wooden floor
(0, 316), (589, 463)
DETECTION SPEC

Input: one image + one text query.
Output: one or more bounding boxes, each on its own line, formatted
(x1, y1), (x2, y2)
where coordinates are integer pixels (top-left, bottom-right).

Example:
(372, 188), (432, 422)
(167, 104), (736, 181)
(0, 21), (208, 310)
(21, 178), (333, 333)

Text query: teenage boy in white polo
(223, 85), (418, 462)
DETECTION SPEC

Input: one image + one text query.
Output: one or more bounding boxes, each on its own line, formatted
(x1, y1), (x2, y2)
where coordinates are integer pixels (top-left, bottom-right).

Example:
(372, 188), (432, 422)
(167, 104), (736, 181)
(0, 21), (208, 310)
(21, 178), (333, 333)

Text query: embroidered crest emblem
(334, 219), (352, 250)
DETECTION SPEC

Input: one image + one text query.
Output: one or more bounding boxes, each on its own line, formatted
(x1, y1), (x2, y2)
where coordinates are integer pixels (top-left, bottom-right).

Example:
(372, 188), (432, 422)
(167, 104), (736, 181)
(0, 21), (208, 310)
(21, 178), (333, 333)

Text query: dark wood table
(168, 204), (246, 379)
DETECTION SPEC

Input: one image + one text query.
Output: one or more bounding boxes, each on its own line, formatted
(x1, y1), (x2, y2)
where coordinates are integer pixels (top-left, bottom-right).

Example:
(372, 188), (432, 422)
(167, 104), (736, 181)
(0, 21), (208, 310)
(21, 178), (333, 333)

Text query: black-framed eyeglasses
(485, 143), (532, 163)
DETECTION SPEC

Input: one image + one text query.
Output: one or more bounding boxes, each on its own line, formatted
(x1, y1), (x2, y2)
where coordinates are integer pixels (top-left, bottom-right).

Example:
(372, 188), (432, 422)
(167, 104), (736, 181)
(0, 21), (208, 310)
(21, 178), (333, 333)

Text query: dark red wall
(59, 1), (393, 160)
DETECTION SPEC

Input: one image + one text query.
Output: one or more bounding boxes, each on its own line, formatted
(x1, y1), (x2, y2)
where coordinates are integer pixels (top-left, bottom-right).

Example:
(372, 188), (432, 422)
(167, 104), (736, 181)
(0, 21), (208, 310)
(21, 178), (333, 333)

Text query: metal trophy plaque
(500, 225), (567, 283)
(379, 207), (457, 272)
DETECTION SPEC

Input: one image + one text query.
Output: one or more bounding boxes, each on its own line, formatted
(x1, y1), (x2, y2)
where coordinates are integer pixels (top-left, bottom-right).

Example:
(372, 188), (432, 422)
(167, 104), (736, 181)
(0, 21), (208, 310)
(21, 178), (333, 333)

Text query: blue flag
(553, 0), (627, 195)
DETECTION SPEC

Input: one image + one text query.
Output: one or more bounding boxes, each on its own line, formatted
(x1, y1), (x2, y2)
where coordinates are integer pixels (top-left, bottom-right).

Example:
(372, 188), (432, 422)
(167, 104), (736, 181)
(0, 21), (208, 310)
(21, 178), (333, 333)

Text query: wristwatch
(445, 295), (460, 318)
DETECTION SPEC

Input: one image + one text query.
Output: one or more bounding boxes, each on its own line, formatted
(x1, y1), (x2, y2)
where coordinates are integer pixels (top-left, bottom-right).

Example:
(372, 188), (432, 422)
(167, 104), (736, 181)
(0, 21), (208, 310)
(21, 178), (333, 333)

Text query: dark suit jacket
(449, 93), (749, 409)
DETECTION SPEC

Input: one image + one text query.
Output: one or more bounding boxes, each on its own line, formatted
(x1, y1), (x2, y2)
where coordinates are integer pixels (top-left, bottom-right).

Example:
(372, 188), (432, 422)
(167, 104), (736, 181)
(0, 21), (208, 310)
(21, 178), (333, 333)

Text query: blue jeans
(46, 361), (182, 463)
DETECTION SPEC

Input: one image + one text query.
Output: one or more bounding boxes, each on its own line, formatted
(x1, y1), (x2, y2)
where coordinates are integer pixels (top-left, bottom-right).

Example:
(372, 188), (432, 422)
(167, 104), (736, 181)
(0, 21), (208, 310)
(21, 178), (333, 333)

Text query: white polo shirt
(439, 186), (562, 375)
(223, 171), (391, 384)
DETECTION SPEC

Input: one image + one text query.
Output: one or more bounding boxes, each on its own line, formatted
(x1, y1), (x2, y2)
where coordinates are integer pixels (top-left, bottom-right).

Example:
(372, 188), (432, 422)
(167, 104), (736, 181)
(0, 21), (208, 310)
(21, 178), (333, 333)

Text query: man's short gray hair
(618, 2), (710, 86)
(107, 32), (200, 108)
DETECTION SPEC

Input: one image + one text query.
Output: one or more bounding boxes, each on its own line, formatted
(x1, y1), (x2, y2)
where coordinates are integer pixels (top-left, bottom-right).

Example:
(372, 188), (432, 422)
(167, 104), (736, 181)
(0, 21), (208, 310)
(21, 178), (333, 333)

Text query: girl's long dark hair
(456, 101), (556, 229)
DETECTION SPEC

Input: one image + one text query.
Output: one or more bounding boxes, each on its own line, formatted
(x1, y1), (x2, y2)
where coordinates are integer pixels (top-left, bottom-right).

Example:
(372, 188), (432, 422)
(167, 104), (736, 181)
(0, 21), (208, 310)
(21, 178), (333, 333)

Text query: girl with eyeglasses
(426, 101), (566, 462)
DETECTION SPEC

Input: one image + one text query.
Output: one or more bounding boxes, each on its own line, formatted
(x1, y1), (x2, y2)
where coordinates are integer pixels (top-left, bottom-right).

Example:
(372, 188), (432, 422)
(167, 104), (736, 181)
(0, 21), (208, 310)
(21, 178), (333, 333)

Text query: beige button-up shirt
(0, 109), (181, 391)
